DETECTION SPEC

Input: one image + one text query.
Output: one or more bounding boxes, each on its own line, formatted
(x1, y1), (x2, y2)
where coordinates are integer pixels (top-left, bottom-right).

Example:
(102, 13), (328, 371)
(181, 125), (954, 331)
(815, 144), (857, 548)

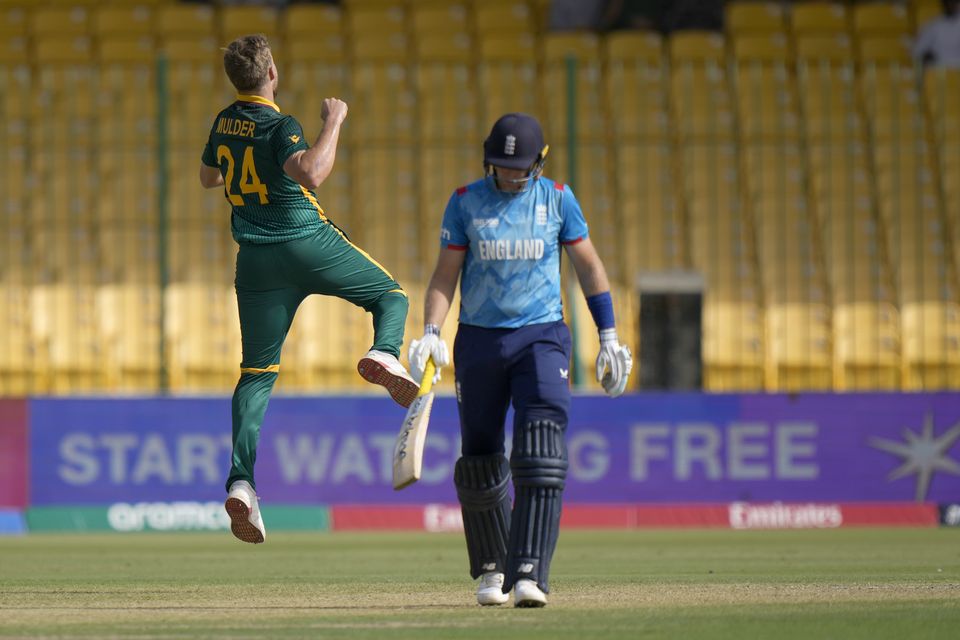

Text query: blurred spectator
(606, 0), (662, 31)
(661, 0), (724, 33)
(548, 0), (619, 31)
(914, 0), (960, 67)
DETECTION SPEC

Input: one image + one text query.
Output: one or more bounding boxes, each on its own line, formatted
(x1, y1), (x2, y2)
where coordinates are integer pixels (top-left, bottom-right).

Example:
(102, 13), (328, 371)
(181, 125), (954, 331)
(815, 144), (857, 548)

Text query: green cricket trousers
(226, 221), (409, 491)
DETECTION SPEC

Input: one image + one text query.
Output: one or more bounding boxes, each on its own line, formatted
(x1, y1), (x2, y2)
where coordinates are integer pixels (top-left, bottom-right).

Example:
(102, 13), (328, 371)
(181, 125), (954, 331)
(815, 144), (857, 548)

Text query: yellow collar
(236, 94), (280, 113)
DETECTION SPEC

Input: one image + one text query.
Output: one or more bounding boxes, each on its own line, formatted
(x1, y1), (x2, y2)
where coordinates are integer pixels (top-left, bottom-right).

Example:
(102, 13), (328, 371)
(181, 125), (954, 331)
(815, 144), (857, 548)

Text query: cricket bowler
(199, 35), (419, 544)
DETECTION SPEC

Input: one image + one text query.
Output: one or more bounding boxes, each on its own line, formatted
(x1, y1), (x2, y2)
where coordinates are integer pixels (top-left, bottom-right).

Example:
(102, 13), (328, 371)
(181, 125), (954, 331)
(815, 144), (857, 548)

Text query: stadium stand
(0, 0), (956, 395)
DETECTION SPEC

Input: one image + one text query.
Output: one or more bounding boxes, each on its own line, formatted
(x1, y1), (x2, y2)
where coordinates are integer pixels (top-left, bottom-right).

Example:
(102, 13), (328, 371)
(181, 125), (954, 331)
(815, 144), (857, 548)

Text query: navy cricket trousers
(453, 320), (573, 456)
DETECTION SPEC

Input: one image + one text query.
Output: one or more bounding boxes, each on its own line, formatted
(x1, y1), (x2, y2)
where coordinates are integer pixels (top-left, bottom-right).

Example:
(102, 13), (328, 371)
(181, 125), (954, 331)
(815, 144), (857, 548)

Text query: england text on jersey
(477, 238), (545, 261)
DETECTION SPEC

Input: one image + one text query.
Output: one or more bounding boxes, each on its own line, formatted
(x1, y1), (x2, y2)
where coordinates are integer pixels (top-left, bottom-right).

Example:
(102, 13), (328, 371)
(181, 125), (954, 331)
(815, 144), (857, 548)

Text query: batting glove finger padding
(596, 329), (633, 398)
(408, 334), (449, 384)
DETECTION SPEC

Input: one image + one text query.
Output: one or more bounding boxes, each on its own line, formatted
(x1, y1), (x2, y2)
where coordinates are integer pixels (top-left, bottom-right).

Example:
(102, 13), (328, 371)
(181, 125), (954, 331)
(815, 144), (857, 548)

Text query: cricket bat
(392, 358), (436, 490)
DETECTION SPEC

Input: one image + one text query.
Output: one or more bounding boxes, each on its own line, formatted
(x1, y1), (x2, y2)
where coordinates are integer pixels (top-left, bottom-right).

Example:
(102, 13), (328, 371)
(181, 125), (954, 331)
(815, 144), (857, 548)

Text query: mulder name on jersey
(440, 176), (589, 329)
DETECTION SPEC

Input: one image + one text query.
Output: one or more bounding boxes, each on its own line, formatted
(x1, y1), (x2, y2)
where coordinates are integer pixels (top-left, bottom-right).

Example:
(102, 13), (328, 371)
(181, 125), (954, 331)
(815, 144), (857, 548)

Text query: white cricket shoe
(224, 480), (266, 544)
(514, 579), (547, 608)
(357, 349), (419, 408)
(476, 571), (509, 606)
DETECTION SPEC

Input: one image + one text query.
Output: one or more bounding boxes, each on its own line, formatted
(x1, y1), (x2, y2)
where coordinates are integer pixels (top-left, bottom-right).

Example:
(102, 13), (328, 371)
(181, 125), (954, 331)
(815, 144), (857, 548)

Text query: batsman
(408, 113), (633, 607)
(199, 35), (419, 544)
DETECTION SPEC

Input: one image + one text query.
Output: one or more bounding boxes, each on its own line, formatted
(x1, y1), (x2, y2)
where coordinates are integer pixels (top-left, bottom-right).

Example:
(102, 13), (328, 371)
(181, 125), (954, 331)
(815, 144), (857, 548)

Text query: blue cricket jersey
(439, 176), (589, 328)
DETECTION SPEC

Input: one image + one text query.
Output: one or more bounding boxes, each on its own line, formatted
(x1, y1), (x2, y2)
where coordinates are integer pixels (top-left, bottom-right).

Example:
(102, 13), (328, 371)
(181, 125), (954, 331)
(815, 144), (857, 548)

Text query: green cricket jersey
(201, 94), (325, 244)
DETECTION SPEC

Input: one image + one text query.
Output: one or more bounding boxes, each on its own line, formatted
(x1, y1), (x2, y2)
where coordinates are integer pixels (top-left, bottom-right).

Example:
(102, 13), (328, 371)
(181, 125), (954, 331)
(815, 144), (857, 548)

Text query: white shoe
(476, 571), (509, 606)
(224, 480), (266, 544)
(357, 349), (419, 408)
(514, 579), (547, 608)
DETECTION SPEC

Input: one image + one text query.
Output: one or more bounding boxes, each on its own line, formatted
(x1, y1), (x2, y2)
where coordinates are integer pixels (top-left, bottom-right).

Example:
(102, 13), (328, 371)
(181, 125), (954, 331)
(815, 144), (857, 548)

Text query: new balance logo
(289, 135), (301, 143)
(504, 134), (516, 155)
(482, 563), (497, 571)
(518, 563), (534, 574)
(559, 368), (568, 380)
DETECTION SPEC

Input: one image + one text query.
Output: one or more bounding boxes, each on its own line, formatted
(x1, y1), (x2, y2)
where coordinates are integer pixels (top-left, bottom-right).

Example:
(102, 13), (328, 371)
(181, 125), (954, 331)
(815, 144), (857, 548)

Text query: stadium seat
(93, 5), (152, 37)
(219, 6), (279, 43)
(349, 35), (414, 144)
(156, 3), (215, 38)
(541, 32), (604, 142)
(834, 302), (901, 390)
(765, 303), (833, 390)
(350, 148), (420, 283)
(283, 3), (342, 37)
(411, 2), (468, 34)
(702, 298), (765, 391)
(790, 2), (849, 34)
(415, 33), (479, 144)
(347, 6), (406, 37)
(98, 283), (163, 391)
(913, 0), (943, 29)
(283, 36), (349, 142)
(604, 32), (668, 141)
(417, 145), (476, 264)
(164, 282), (241, 392)
(901, 300), (960, 390)
(0, 284), (35, 395)
(852, 2), (910, 35)
(28, 6), (89, 37)
(616, 143), (684, 273)
(473, 0), (534, 34)
(726, 2), (786, 33)
(0, 6), (25, 37)
(31, 283), (105, 393)
(477, 33), (540, 126)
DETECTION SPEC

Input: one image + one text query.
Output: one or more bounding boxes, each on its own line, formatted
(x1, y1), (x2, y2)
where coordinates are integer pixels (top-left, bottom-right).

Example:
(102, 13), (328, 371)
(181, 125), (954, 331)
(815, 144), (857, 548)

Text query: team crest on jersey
(473, 218), (500, 230)
(535, 204), (547, 225)
(289, 135), (301, 143)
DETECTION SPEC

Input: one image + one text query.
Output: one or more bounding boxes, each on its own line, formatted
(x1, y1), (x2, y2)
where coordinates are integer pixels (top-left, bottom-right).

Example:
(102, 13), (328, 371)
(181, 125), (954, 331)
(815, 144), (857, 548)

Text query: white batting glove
(408, 325), (449, 385)
(596, 328), (633, 397)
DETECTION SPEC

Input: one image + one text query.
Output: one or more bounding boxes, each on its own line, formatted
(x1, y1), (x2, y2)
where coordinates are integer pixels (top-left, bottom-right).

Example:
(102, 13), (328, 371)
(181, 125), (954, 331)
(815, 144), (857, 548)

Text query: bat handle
(419, 358), (436, 396)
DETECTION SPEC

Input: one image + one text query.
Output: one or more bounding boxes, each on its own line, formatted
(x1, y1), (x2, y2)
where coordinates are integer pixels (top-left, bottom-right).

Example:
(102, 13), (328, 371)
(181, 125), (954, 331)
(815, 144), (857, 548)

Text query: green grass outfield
(1, 529), (959, 639)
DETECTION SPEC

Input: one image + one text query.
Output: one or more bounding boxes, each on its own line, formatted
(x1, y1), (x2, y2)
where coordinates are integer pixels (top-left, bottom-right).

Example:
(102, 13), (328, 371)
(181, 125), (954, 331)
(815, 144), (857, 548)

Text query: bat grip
(418, 358), (436, 396)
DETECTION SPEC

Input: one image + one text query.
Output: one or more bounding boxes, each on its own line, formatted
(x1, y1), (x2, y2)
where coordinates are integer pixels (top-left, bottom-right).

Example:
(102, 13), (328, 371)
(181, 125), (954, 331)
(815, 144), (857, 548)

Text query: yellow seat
(93, 5), (152, 37)
(350, 39), (414, 144)
(164, 283), (241, 392)
(901, 301), (960, 389)
(794, 34), (853, 61)
(670, 31), (726, 61)
(790, 2), (849, 34)
(0, 35), (26, 64)
(157, 4), (215, 38)
(541, 32), (604, 142)
(283, 36), (348, 141)
(852, 2), (910, 35)
(418, 146), (477, 263)
(834, 302), (901, 390)
(616, 143), (684, 273)
(350, 148), (419, 283)
(416, 34), (480, 144)
(726, 2), (786, 33)
(98, 283), (162, 392)
(219, 6), (279, 43)
(473, 0), (534, 34)
(29, 6), (89, 37)
(765, 303), (833, 390)
(604, 32), (667, 140)
(914, 0), (944, 29)
(283, 4), (342, 37)
(857, 35), (913, 63)
(0, 6), (26, 36)
(702, 298), (765, 391)
(347, 6), (406, 37)
(31, 284), (105, 393)
(671, 66), (735, 140)
(0, 284), (35, 395)
(411, 2), (468, 34)
(478, 33), (539, 125)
